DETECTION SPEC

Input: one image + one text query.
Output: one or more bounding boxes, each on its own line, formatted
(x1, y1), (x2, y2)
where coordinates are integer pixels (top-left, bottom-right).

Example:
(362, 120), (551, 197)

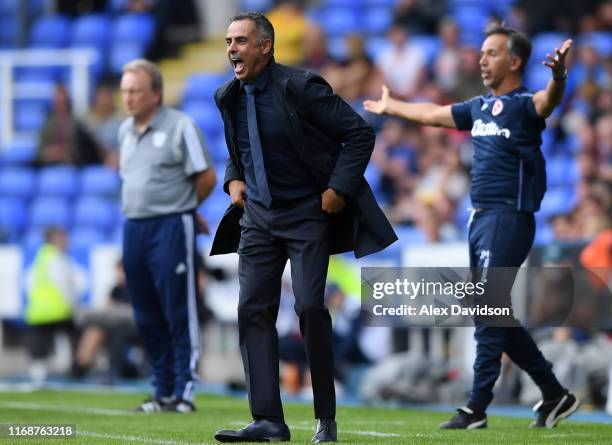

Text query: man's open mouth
(231, 56), (245, 73)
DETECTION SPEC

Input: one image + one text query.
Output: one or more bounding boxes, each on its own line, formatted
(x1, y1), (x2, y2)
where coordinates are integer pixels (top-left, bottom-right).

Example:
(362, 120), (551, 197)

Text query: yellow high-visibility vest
(25, 245), (72, 325)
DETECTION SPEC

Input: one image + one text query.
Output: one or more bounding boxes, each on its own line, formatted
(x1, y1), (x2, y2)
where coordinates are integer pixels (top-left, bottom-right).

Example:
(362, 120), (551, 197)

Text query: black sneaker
(439, 406), (487, 430)
(530, 390), (580, 428)
(162, 398), (196, 413)
(135, 397), (172, 412)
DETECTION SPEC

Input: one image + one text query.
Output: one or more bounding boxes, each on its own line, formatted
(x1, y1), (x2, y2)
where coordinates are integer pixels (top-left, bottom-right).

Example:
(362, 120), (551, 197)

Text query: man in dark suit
(212, 12), (396, 444)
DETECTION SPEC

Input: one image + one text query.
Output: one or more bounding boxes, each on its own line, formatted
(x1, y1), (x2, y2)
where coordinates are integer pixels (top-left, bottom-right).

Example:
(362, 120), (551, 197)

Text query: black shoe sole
(214, 433), (290, 443)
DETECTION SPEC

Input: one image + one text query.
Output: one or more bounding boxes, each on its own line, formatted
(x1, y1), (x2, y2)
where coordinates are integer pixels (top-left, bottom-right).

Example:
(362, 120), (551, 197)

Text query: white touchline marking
(227, 421), (401, 438)
(0, 401), (137, 416)
(79, 431), (211, 445)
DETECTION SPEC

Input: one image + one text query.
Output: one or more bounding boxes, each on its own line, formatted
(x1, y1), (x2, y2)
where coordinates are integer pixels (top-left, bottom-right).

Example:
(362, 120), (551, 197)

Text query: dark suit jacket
(210, 60), (397, 258)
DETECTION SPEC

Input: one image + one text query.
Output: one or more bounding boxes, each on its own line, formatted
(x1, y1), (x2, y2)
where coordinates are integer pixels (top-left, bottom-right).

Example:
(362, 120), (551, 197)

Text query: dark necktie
(244, 84), (272, 207)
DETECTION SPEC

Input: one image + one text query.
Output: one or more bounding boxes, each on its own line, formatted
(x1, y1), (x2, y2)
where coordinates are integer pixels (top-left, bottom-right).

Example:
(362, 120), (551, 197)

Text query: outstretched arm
(363, 85), (456, 128)
(533, 39), (573, 119)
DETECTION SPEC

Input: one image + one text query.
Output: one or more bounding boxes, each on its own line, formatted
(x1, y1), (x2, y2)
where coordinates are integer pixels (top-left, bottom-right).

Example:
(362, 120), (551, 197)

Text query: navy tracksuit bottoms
(123, 212), (200, 402)
(467, 209), (564, 412)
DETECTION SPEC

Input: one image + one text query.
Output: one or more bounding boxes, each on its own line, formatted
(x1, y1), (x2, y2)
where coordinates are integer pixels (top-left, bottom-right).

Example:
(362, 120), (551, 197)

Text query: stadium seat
(0, 140), (37, 165)
(363, 7), (393, 36)
(410, 35), (441, 67)
(550, 156), (579, 187)
(326, 36), (349, 61)
(37, 166), (79, 198)
(530, 33), (568, 68)
(320, 8), (361, 37)
(365, 36), (391, 60)
(182, 101), (225, 140)
(21, 227), (45, 256)
(28, 197), (71, 228)
(80, 165), (120, 196)
(72, 197), (117, 231)
(199, 189), (230, 228)
(364, 0), (397, 6)
(394, 226), (427, 245)
(323, 0), (362, 7)
(109, 42), (146, 75)
(0, 167), (37, 199)
(539, 186), (575, 218)
(0, 197), (27, 241)
(182, 73), (227, 104)
(69, 227), (107, 251)
(70, 13), (111, 48)
(29, 15), (72, 48)
(238, 0), (274, 12)
(112, 13), (155, 46)
(14, 100), (49, 133)
(209, 135), (229, 164)
(0, 16), (18, 48)
(579, 31), (612, 57)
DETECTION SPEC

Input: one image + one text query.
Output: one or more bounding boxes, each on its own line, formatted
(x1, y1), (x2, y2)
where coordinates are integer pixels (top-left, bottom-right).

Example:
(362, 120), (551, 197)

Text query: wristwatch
(553, 69), (567, 81)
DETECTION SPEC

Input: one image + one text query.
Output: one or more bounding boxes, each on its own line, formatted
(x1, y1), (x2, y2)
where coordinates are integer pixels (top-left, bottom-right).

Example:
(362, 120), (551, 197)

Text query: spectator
(71, 260), (142, 381)
(393, 0), (445, 35)
(434, 18), (462, 95)
(25, 227), (86, 383)
(85, 81), (124, 169)
(375, 24), (426, 99)
(322, 35), (384, 104)
(36, 84), (104, 167)
(267, 0), (310, 67)
(449, 47), (487, 102)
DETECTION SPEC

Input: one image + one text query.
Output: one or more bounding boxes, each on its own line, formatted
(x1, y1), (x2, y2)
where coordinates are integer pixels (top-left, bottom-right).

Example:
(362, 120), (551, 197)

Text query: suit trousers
(237, 195), (335, 420)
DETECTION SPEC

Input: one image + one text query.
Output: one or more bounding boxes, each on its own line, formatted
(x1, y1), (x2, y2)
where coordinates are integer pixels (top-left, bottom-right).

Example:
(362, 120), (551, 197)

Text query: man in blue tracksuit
(119, 59), (216, 412)
(365, 25), (579, 429)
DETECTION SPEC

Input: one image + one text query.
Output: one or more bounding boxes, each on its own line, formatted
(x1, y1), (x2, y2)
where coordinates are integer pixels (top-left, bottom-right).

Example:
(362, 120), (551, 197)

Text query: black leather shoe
(214, 419), (290, 442)
(312, 419), (337, 443)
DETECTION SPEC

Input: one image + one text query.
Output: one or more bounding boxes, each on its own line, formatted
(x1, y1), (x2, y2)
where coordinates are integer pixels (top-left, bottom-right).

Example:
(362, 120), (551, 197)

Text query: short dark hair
(230, 12), (275, 53)
(485, 23), (531, 75)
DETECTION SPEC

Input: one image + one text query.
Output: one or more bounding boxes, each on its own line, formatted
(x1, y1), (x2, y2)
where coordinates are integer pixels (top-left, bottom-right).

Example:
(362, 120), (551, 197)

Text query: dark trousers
(238, 196), (335, 420)
(468, 209), (562, 412)
(123, 212), (200, 402)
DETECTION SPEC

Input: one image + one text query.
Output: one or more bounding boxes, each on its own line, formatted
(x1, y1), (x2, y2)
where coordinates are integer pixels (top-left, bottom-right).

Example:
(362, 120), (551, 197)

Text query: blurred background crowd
(0, 0), (610, 414)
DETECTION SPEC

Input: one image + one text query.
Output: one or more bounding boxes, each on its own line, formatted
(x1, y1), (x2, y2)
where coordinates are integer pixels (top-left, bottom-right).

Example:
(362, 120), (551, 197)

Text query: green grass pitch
(0, 390), (608, 444)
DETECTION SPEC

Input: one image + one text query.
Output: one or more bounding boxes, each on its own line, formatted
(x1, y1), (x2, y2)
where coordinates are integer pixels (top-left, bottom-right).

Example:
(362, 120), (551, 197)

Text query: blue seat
(71, 13), (111, 48)
(365, 36), (391, 60)
(410, 35), (441, 67)
(394, 225), (427, 245)
(69, 227), (107, 251)
(112, 13), (155, 45)
(326, 36), (349, 61)
(526, 64), (552, 91)
(0, 168), (37, 199)
(109, 42), (146, 75)
(199, 190), (230, 228)
(183, 73), (227, 103)
(530, 33), (567, 67)
(182, 101), (224, 140)
(546, 156), (578, 187)
(107, 0), (129, 13)
(324, 0), (362, 6)
(0, 197), (27, 241)
(80, 166), (120, 196)
(320, 8), (360, 37)
(0, 140), (37, 165)
(73, 197), (117, 231)
(364, 0), (397, 6)
(237, 0), (274, 11)
(14, 100), (49, 132)
(579, 31), (612, 57)
(539, 186), (575, 218)
(21, 228), (45, 256)
(29, 15), (71, 48)
(37, 166), (79, 198)
(29, 197), (71, 228)
(363, 7), (393, 35)
(209, 135), (229, 164)
(0, 16), (18, 48)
